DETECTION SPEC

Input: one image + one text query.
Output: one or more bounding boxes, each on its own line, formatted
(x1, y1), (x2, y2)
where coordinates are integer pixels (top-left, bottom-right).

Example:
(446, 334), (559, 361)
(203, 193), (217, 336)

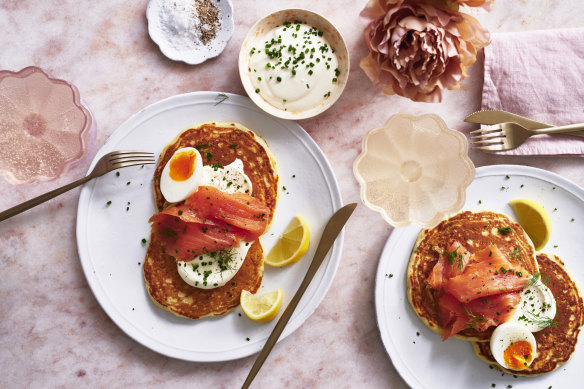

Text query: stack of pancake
(143, 122), (279, 319)
(473, 253), (584, 375)
(407, 210), (584, 375)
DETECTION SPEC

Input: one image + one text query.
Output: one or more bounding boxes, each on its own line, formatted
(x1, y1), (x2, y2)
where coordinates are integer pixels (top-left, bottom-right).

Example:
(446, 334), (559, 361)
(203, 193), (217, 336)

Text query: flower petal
(359, 0), (489, 103)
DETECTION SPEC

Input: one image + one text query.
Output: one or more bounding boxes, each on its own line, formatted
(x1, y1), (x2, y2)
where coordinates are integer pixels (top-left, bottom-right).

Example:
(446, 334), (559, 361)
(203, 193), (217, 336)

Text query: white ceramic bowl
(146, 0), (234, 65)
(353, 114), (475, 228)
(239, 9), (349, 120)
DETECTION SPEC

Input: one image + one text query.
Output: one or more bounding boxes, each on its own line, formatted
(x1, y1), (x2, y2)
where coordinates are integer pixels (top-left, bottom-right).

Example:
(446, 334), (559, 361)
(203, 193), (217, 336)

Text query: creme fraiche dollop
(247, 20), (341, 112)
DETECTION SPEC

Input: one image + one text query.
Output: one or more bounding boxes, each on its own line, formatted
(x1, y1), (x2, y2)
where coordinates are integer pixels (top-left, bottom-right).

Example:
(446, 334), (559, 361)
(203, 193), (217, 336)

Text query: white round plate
(76, 92), (343, 361)
(375, 165), (584, 389)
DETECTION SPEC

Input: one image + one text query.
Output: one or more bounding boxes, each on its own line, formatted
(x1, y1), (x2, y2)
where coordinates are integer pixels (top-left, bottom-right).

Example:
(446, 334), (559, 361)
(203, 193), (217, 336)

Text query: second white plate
(376, 165), (584, 389)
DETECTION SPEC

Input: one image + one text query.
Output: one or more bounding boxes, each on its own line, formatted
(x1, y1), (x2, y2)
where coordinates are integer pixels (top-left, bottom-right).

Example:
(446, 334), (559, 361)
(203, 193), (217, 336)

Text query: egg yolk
(503, 340), (533, 370)
(169, 150), (197, 181)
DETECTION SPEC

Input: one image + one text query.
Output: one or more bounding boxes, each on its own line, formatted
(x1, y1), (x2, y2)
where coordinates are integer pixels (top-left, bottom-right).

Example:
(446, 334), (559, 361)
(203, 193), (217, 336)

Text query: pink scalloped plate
(0, 66), (94, 185)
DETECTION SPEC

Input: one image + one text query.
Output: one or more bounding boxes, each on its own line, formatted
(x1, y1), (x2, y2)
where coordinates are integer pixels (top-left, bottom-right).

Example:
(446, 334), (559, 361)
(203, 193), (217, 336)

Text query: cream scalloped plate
(354, 113), (475, 228)
(375, 165), (584, 389)
(76, 92), (343, 361)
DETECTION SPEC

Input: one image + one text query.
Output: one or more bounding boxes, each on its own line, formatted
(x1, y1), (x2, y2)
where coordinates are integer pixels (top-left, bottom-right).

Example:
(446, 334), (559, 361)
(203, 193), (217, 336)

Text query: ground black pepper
(194, 0), (220, 45)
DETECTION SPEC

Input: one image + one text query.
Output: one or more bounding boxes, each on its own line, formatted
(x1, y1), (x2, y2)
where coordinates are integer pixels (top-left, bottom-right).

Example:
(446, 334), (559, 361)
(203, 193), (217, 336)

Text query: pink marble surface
(1, 0), (584, 388)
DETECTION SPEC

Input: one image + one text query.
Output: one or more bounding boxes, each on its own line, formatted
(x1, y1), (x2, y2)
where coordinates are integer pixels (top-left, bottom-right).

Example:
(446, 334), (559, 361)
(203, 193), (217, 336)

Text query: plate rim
(375, 164), (584, 388)
(76, 91), (344, 362)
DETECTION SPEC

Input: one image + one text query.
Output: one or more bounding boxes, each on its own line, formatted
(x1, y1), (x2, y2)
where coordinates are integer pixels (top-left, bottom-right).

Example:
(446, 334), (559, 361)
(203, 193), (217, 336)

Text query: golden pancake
(143, 236), (264, 319)
(144, 122), (278, 319)
(472, 253), (584, 375)
(153, 122), (278, 220)
(407, 211), (538, 341)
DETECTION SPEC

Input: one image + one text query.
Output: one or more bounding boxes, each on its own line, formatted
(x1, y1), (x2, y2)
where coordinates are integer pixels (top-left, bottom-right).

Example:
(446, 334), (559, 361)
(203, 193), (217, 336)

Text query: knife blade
(464, 110), (584, 137)
(241, 203), (357, 389)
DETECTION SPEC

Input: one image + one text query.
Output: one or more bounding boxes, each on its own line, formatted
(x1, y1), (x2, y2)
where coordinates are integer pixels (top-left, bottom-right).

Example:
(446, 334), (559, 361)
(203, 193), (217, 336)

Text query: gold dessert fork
(471, 122), (584, 151)
(0, 151), (155, 221)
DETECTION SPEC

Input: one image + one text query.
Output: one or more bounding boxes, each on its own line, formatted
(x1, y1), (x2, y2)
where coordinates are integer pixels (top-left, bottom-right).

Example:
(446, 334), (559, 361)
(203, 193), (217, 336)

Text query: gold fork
(0, 151), (156, 221)
(471, 122), (584, 151)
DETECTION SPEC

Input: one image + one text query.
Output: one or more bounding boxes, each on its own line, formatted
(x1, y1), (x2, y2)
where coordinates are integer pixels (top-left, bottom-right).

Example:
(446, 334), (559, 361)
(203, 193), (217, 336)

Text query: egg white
(490, 322), (537, 370)
(160, 147), (204, 203)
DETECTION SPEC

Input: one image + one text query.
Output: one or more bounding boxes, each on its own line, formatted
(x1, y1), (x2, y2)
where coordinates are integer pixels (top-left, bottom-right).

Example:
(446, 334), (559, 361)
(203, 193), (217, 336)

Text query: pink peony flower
(446, 0), (493, 11)
(360, 0), (490, 102)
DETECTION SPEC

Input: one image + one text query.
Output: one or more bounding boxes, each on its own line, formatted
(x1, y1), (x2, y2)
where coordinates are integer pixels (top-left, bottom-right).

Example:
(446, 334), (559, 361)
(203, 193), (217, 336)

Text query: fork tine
(109, 155), (156, 163)
(106, 151), (156, 169)
(470, 131), (505, 140)
(109, 152), (155, 164)
(108, 151), (155, 160)
(113, 160), (156, 169)
(471, 138), (505, 146)
(110, 158), (155, 165)
(470, 125), (502, 135)
(472, 144), (506, 151)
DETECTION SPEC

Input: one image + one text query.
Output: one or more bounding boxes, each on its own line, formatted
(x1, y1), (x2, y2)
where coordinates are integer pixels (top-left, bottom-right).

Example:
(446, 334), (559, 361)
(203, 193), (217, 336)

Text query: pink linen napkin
(482, 28), (584, 156)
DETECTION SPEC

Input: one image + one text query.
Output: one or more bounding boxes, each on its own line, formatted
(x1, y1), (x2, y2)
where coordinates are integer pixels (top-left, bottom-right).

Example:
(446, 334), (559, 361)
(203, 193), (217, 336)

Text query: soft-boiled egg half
(490, 322), (537, 370)
(160, 147), (253, 203)
(160, 147), (204, 203)
(489, 277), (557, 370)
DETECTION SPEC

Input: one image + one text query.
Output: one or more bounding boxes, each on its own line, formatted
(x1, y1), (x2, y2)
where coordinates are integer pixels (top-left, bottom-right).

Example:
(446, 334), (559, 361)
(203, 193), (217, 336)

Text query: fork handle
(0, 175), (93, 222)
(532, 122), (584, 134)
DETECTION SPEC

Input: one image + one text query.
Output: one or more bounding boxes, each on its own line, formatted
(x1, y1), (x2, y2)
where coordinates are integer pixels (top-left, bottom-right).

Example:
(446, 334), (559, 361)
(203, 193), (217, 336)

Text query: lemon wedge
(265, 215), (310, 267)
(240, 289), (283, 322)
(509, 199), (552, 251)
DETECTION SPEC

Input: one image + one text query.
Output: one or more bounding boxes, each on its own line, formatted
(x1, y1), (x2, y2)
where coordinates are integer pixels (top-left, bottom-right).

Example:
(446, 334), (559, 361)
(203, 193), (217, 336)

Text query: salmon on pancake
(143, 122), (279, 319)
(436, 245), (531, 340)
(153, 122), (278, 221)
(407, 211), (538, 341)
(472, 253), (584, 376)
(149, 186), (271, 260)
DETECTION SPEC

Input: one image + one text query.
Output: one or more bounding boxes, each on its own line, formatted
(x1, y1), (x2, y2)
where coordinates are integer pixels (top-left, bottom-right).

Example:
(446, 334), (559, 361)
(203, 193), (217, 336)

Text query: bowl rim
(0, 66), (93, 184)
(353, 113), (475, 228)
(238, 8), (350, 120)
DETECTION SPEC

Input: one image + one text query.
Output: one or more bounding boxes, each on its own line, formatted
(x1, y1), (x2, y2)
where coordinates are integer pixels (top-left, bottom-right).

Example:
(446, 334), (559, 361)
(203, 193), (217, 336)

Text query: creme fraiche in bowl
(239, 9), (349, 120)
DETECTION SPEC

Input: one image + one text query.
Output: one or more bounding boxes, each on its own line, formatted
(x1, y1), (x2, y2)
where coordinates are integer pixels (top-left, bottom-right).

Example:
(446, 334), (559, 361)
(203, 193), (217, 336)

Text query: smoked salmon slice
(151, 216), (239, 259)
(149, 186), (271, 261)
(445, 245), (530, 303)
(185, 186), (270, 241)
(438, 292), (521, 340)
(150, 204), (217, 225)
(427, 241), (471, 290)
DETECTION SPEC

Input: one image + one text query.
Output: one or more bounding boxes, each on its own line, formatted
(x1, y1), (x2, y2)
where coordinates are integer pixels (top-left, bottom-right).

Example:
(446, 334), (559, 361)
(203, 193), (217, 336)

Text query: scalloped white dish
(146, 0), (233, 65)
(354, 113), (474, 228)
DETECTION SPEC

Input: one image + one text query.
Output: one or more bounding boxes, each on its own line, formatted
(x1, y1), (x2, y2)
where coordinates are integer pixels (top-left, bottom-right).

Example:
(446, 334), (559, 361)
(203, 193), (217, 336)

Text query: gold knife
(464, 109), (584, 137)
(241, 203), (357, 389)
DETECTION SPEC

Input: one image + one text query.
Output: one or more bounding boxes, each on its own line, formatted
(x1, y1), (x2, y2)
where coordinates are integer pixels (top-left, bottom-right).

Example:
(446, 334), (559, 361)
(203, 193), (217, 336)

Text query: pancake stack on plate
(407, 211), (538, 341)
(472, 253), (584, 375)
(407, 210), (584, 374)
(143, 122), (279, 319)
